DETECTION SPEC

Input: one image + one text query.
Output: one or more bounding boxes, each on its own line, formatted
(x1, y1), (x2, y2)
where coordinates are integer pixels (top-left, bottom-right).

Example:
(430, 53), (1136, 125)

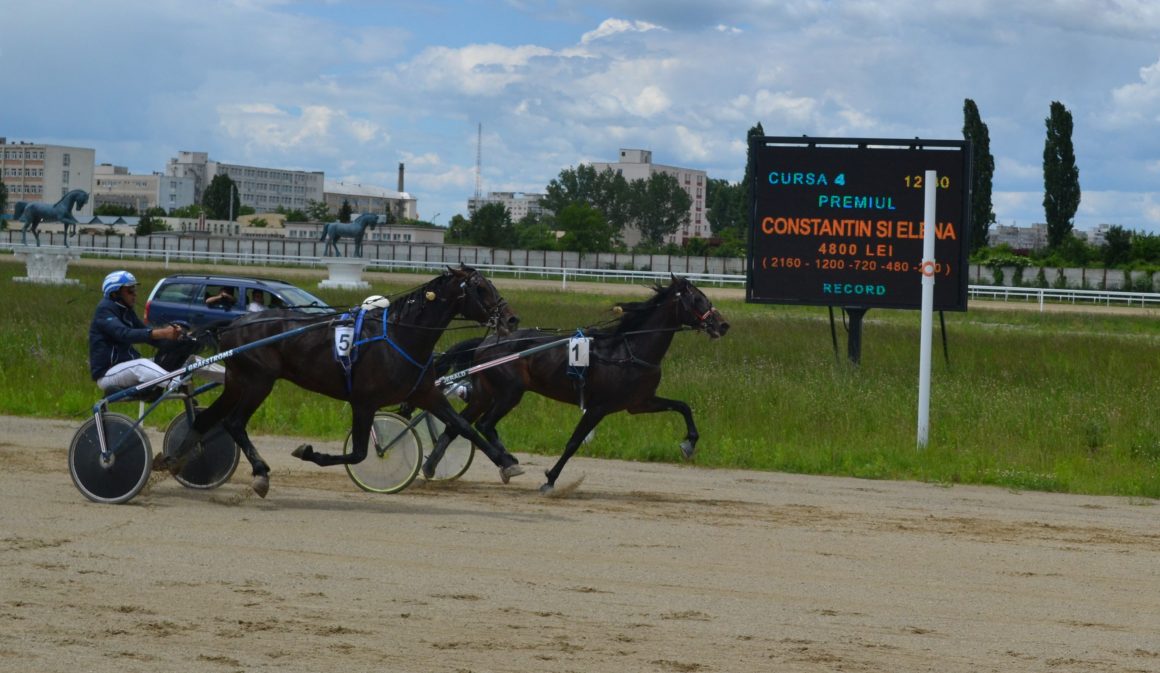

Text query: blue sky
(4, 0), (1159, 234)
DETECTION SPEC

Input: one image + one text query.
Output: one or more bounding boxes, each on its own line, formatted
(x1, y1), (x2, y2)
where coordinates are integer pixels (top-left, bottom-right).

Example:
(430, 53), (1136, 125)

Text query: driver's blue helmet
(102, 270), (137, 297)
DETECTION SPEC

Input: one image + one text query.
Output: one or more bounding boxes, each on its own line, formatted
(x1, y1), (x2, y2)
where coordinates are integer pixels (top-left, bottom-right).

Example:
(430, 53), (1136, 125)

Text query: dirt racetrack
(2, 414), (1158, 673)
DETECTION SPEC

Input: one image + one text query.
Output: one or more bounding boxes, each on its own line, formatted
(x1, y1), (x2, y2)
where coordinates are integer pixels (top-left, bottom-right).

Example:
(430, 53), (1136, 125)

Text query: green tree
(962, 99), (996, 252)
(1130, 231), (1160, 264)
(706, 178), (747, 237)
(338, 200), (353, 223)
(305, 199), (331, 222)
(1101, 225), (1132, 267)
(744, 121), (765, 214)
(469, 202), (516, 248)
(1043, 101), (1081, 249)
(203, 174), (241, 220)
(172, 204), (203, 218)
(556, 203), (616, 253)
(543, 165), (632, 234)
(628, 172), (692, 246)
(513, 213), (557, 250)
(0, 178), (8, 220)
(238, 205), (256, 216)
(446, 214), (471, 243)
(95, 203), (136, 217)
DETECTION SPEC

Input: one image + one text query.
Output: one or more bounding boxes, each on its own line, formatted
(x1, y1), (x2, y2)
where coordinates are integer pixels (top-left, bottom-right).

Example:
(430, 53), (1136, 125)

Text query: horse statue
(319, 212), (379, 257)
(423, 275), (730, 494)
(14, 189), (89, 247)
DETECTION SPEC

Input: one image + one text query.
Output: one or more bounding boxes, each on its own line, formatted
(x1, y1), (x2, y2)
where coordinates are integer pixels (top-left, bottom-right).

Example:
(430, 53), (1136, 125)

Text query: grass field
(2, 257), (1157, 498)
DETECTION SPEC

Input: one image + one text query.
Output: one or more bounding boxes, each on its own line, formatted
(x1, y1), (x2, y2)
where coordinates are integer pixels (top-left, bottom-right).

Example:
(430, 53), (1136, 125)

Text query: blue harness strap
(335, 306), (433, 396)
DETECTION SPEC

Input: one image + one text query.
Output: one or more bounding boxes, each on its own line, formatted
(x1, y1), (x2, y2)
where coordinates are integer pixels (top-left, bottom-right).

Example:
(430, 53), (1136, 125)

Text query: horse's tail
(13, 202), (26, 220)
(319, 223), (330, 241)
(434, 337), (486, 377)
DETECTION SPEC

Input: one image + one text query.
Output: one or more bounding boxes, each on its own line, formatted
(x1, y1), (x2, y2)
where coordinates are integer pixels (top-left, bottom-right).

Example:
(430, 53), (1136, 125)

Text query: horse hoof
(499, 464), (525, 484)
(291, 444), (313, 460)
(539, 482), (554, 495)
(251, 474), (270, 498)
(680, 440), (696, 459)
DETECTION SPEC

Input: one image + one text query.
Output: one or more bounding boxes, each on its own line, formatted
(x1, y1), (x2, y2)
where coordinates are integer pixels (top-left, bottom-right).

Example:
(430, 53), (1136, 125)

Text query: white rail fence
(3, 236), (1157, 310)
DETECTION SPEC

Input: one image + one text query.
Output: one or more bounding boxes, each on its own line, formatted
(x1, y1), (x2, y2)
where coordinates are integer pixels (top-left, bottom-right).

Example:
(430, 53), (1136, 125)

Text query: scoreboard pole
(917, 171), (937, 449)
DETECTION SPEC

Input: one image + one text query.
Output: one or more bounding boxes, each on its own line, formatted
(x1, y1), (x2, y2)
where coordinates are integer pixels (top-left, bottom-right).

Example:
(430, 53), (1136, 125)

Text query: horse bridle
(446, 270), (509, 330)
(674, 287), (718, 331)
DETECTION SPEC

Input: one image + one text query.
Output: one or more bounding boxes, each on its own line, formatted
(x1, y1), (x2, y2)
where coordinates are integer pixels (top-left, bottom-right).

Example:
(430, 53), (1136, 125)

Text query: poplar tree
(1042, 101), (1081, 249)
(962, 99), (995, 252)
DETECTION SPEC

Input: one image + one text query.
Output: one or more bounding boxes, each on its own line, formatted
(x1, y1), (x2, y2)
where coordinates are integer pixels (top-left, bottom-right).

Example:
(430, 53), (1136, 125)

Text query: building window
(63, 154), (71, 167)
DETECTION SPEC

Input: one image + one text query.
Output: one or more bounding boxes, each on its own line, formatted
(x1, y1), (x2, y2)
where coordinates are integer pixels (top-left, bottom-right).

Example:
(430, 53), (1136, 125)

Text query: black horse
(163, 265), (521, 498)
(425, 276), (729, 494)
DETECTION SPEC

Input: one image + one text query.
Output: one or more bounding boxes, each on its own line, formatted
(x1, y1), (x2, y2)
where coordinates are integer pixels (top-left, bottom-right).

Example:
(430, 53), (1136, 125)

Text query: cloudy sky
(4, 0), (1159, 234)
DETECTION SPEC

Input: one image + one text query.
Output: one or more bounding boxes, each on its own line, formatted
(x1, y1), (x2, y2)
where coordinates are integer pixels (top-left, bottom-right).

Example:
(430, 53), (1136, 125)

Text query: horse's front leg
(627, 396), (699, 459)
(543, 407), (610, 494)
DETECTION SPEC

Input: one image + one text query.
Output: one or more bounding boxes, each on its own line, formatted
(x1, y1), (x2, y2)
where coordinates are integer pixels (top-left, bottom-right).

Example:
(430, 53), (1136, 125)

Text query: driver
(89, 270), (181, 393)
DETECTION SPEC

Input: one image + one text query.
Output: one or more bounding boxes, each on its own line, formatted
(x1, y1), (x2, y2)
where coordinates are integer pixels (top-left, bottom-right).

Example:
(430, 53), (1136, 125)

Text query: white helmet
(102, 270), (137, 297)
(361, 294), (390, 310)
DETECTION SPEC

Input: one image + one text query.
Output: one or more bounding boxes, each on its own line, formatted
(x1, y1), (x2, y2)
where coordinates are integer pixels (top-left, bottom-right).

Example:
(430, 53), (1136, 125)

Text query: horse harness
(333, 306), (431, 397)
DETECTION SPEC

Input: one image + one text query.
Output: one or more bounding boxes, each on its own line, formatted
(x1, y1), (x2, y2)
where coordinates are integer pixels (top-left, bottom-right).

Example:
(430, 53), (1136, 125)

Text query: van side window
(154, 282), (200, 304)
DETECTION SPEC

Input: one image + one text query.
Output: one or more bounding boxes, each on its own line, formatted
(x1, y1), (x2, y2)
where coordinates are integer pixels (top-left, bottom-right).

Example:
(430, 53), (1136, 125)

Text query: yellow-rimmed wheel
(343, 412), (421, 493)
(417, 413), (475, 481)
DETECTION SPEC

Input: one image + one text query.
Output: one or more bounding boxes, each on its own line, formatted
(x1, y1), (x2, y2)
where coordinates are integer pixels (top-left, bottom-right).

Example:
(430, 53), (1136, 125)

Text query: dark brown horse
(425, 276), (729, 493)
(163, 265), (521, 497)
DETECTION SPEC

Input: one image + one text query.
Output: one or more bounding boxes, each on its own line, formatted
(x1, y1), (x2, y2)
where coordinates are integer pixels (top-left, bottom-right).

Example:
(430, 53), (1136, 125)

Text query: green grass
(2, 257), (1158, 498)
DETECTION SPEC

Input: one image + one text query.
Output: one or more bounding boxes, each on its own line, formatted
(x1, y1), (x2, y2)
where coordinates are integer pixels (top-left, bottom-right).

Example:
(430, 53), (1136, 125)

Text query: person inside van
(247, 289), (267, 313)
(206, 286), (237, 309)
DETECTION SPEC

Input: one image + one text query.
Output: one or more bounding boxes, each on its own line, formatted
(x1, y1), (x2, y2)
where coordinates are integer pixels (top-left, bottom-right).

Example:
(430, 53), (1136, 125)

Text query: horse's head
(670, 276), (729, 339)
(361, 213), (379, 229)
(74, 190), (89, 210)
(439, 264), (519, 336)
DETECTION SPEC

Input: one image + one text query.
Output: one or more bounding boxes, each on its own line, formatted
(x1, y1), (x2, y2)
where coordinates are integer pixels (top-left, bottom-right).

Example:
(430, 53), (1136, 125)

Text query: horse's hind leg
(628, 396), (699, 459)
(422, 394), (488, 478)
(216, 377), (277, 496)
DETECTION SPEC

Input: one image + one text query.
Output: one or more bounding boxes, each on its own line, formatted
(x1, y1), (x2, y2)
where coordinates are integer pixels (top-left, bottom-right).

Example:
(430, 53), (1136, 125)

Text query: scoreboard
(746, 137), (972, 311)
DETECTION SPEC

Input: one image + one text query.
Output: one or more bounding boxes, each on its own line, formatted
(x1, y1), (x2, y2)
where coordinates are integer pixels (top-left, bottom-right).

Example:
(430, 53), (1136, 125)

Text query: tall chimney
(397, 162), (405, 193)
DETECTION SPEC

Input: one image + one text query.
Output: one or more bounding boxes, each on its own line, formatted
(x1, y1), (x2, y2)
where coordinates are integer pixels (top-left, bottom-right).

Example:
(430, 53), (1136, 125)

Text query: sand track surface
(1, 414), (1157, 673)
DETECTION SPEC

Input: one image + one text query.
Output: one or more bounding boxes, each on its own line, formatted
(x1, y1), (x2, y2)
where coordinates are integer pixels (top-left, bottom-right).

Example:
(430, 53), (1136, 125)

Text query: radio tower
(474, 122), (483, 202)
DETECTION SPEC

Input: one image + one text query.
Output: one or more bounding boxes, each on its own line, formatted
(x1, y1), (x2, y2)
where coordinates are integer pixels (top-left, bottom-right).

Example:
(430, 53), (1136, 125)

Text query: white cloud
(581, 18), (664, 44)
(1105, 58), (1160, 127)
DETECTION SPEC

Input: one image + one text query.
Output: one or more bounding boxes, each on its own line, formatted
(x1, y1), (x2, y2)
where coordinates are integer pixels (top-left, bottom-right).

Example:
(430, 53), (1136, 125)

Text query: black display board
(747, 137), (972, 311)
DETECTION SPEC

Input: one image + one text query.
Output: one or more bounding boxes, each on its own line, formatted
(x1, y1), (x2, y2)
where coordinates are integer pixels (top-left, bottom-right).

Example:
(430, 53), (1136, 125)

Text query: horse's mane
(598, 279), (683, 336)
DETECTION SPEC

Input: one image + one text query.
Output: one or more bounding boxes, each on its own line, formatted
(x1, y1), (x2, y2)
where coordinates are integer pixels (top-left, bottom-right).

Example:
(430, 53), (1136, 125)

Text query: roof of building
(325, 180), (411, 200)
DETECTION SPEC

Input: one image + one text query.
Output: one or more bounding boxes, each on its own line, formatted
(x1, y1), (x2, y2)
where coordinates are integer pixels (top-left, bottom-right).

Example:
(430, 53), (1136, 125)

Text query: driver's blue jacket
(88, 297), (156, 380)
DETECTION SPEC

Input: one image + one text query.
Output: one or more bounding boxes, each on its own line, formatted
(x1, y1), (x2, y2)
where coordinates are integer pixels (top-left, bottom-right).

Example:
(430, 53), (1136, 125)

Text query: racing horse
(320, 212), (379, 257)
(162, 265), (521, 498)
(425, 275), (729, 494)
(14, 189), (89, 247)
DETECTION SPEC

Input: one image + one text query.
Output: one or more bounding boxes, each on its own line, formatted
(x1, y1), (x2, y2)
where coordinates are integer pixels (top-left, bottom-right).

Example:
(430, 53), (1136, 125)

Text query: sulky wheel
(417, 413), (475, 481)
(69, 413), (152, 505)
(343, 412), (422, 494)
(162, 411), (240, 490)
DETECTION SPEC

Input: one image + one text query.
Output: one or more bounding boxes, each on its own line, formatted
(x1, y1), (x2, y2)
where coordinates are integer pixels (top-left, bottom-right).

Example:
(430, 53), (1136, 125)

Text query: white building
(165, 151), (324, 214)
(468, 192), (547, 221)
(1, 138), (95, 219)
(93, 164), (196, 214)
(326, 168), (417, 222)
(590, 148), (707, 247)
(988, 223), (1049, 251)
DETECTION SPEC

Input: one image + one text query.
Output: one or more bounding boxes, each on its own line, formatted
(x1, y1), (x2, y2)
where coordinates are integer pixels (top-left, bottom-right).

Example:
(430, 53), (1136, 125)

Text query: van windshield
(272, 286), (332, 313)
